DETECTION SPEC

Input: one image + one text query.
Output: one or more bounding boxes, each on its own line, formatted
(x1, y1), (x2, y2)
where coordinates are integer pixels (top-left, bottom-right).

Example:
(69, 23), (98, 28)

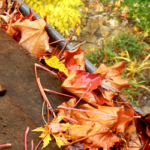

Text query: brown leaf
(120, 122), (142, 150)
(88, 125), (122, 149)
(94, 62), (130, 101)
(0, 1), (7, 15)
(12, 18), (50, 59)
(112, 108), (134, 133)
(68, 125), (92, 141)
(80, 104), (120, 128)
(57, 98), (77, 122)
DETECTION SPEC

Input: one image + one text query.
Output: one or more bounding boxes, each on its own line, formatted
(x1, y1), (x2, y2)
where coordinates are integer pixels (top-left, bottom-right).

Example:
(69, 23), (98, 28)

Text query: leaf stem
(74, 83), (92, 107)
(24, 127), (29, 150)
(44, 89), (75, 98)
(49, 39), (65, 45)
(64, 116), (78, 124)
(125, 103), (150, 127)
(58, 106), (141, 118)
(70, 41), (86, 51)
(58, 24), (80, 57)
(31, 140), (34, 150)
(0, 143), (12, 148)
(35, 63), (58, 77)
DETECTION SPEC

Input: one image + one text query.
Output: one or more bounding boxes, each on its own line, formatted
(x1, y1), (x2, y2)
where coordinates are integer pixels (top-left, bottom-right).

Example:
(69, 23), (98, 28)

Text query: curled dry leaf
(12, 18), (50, 59)
(0, 0), (7, 15)
(120, 121), (142, 150)
(62, 70), (101, 106)
(0, 0), (14, 23)
(112, 108), (134, 133)
(135, 114), (150, 149)
(94, 61), (130, 101)
(57, 98), (77, 122)
(64, 47), (85, 73)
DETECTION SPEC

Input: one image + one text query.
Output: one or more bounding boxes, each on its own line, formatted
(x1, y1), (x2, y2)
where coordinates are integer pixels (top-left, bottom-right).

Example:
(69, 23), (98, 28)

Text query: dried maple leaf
(112, 108), (134, 133)
(120, 121), (142, 150)
(57, 98), (77, 122)
(62, 70), (101, 106)
(80, 104), (120, 128)
(0, 0), (7, 15)
(68, 125), (93, 141)
(135, 114), (150, 149)
(94, 62), (130, 101)
(12, 18), (50, 59)
(88, 125), (122, 149)
(63, 47), (85, 73)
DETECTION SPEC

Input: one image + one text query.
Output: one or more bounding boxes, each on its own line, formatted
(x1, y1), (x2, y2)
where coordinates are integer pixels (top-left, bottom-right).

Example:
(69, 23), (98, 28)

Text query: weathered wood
(0, 28), (69, 149)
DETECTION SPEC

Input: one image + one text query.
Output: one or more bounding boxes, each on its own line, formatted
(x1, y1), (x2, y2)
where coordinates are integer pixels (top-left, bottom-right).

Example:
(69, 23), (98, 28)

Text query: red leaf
(64, 47), (85, 73)
(62, 70), (101, 106)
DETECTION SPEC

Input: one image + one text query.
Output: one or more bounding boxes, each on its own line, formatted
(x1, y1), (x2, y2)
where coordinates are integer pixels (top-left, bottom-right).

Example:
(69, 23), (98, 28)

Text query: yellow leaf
(132, 13), (136, 18)
(99, 6), (104, 12)
(115, 0), (121, 7)
(32, 126), (45, 132)
(143, 30), (149, 38)
(42, 134), (51, 149)
(53, 133), (66, 148)
(45, 56), (69, 76)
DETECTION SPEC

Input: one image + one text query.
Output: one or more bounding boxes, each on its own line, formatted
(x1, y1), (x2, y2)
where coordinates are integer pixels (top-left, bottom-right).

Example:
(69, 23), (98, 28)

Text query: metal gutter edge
(19, 0), (97, 73)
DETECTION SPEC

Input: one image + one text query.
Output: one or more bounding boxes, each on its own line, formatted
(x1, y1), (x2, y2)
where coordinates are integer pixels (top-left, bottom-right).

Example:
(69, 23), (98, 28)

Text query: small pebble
(2, 131), (7, 134)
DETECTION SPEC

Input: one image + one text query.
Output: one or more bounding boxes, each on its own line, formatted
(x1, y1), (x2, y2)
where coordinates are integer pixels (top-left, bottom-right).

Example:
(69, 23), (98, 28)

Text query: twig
(70, 41), (86, 51)
(64, 116), (78, 124)
(44, 89), (75, 98)
(34, 63), (58, 77)
(74, 83), (92, 107)
(47, 104), (50, 125)
(58, 106), (141, 118)
(24, 127), (29, 150)
(0, 143), (12, 148)
(31, 140), (34, 150)
(49, 39), (65, 45)
(37, 78), (56, 117)
(34, 64), (56, 117)
(58, 24), (80, 57)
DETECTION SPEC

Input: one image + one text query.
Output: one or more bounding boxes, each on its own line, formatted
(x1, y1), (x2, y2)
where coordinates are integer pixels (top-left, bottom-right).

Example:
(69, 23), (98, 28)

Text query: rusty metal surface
(0, 28), (67, 149)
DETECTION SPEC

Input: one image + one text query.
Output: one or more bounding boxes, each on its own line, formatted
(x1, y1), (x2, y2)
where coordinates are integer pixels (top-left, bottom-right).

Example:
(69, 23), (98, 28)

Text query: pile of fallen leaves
(0, 1), (150, 150)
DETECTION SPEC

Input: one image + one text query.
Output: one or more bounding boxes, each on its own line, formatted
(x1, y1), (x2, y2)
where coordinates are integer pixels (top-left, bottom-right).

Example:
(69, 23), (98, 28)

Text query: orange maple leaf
(12, 18), (50, 59)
